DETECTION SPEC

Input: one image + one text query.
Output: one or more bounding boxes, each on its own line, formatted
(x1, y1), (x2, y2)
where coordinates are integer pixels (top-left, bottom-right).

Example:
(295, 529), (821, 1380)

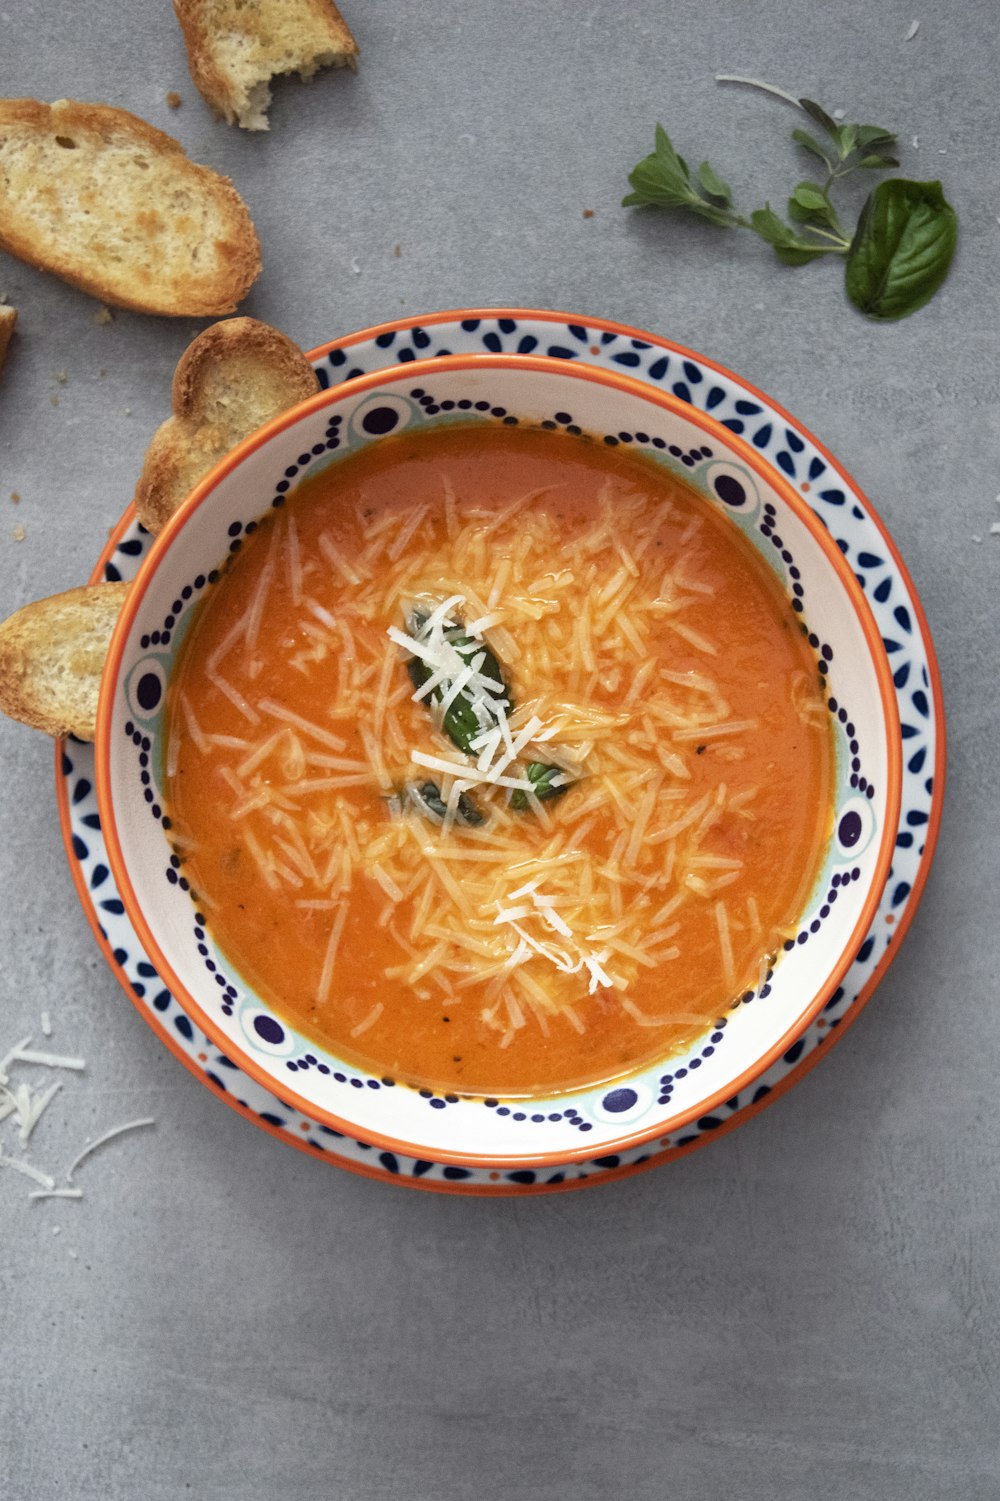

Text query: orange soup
(163, 424), (834, 1096)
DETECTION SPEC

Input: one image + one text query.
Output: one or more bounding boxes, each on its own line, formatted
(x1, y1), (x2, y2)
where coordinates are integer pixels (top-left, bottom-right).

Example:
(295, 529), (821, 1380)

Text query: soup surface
(164, 423), (834, 1096)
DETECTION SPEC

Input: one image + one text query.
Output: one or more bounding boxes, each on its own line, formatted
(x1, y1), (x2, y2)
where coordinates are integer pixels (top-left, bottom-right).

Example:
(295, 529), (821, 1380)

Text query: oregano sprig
(622, 84), (956, 319)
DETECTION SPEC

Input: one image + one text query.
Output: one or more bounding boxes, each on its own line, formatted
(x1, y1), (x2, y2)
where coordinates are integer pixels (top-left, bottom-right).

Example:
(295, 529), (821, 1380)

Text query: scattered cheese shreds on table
(0, 1022), (156, 1207)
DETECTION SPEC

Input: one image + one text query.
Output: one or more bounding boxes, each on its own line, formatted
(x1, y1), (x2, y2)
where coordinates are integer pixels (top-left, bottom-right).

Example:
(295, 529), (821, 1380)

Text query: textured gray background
(1, 2), (998, 1497)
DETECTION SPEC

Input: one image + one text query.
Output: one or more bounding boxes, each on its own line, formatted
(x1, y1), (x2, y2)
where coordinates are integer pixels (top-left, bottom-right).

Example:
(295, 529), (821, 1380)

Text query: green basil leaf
(750, 206), (827, 264)
(749, 205), (792, 246)
(858, 154), (899, 169)
(845, 178), (958, 320)
(773, 243), (826, 266)
(696, 160), (732, 204)
(791, 181), (830, 212)
(623, 154), (692, 207)
(654, 123), (691, 181)
(855, 125), (898, 151)
(799, 98), (839, 137)
(510, 763), (571, 812)
(792, 127), (834, 171)
(835, 122), (858, 157)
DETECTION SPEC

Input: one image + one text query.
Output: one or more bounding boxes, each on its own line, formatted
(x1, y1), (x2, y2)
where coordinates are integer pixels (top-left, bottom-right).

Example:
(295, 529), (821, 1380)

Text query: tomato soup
(163, 424), (834, 1096)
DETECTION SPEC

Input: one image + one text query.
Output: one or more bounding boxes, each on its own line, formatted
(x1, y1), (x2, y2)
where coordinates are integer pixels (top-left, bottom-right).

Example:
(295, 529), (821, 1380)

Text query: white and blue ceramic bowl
(95, 354), (902, 1171)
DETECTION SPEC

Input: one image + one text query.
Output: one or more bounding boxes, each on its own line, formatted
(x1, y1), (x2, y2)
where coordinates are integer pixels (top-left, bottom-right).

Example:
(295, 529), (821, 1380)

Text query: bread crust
(134, 316), (320, 534)
(0, 99), (261, 315)
(0, 304), (15, 372)
(174, 0), (358, 129)
(0, 581), (131, 740)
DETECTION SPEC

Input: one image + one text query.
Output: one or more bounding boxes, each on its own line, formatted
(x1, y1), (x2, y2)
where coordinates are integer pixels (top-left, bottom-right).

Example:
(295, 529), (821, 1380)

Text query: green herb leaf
(791, 181), (831, 212)
(510, 762), (572, 812)
(696, 160), (732, 204)
(654, 122), (690, 177)
(406, 615), (511, 756)
(748, 204), (791, 245)
(858, 154), (900, 170)
(855, 125), (899, 152)
(799, 97), (839, 137)
(792, 127), (835, 171)
(845, 178), (958, 320)
(835, 122), (858, 157)
(412, 781), (485, 828)
(748, 205), (827, 263)
(623, 127), (738, 225)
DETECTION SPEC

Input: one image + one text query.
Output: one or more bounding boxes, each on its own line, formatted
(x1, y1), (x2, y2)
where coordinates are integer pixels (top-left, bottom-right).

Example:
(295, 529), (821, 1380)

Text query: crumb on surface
(10, 491), (19, 504)
(94, 307), (113, 326)
(166, 91), (182, 109)
(394, 244), (402, 257)
(53, 370), (67, 384)
(12, 523), (25, 542)
(582, 208), (595, 218)
(49, 393), (59, 407)
(123, 406), (132, 416)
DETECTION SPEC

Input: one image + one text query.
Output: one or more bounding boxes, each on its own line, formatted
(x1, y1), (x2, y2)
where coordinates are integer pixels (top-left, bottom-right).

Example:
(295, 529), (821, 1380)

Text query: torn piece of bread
(134, 316), (320, 534)
(174, 0), (358, 131)
(0, 99), (261, 315)
(0, 304), (15, 373)
(0, 582), (130, 740)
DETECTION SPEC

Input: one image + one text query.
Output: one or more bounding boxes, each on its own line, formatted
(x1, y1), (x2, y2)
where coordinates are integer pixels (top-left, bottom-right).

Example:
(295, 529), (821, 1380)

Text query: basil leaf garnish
(845, 178), (957, 320)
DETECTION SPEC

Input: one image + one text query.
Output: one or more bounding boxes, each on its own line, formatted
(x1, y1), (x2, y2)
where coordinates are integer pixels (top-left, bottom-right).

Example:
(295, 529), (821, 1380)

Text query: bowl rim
(95, 351), (903, 1167)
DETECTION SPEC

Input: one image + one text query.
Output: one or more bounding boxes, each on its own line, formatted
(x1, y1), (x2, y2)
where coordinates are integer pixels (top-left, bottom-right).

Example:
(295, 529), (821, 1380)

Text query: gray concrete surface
(1, 2), (998, 1496)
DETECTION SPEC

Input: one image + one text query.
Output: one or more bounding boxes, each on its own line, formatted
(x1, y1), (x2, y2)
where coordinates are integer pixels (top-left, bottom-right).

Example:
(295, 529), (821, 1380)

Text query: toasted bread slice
(174, 0), (358, 130)
(134, 316), (320, 534)
(0, 99), (261, 315)
(0, 582), (130, 740)
(0, 304), (15, 372)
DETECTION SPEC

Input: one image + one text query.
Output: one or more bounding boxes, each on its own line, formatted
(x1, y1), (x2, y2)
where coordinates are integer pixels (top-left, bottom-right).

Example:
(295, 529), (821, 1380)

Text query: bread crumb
(94, 307), (113, 326)
(49, 393), (60, 407)
(12, 523), (25, 542)
(166, 91), (182, 109)
(582, 208), (595, 219)
(394, 244), (402, 257)
(10, 491), (20, 505)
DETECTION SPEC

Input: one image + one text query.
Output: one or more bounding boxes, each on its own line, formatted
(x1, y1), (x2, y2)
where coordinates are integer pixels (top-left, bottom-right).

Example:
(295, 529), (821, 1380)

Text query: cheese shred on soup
(164, 425), (835, 1095)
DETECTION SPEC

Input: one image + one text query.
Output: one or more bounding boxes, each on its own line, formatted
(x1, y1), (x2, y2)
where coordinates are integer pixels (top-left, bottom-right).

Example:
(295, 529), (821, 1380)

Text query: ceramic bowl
(96, 353), (902, 1170)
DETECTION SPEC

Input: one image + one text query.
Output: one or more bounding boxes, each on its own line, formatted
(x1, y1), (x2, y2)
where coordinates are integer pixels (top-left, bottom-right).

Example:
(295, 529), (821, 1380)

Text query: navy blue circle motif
(136, 673), (162, 711)
(253, 1014), (285, 1046)
(714, 474), (747, 507)
(362, 406), (400, 435)
(838, 810), (863, 848)
(602, 1087), (638, 1113)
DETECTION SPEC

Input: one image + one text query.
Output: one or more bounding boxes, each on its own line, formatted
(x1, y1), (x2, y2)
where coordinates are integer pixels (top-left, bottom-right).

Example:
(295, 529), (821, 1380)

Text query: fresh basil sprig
(623, 88), (957, 320)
